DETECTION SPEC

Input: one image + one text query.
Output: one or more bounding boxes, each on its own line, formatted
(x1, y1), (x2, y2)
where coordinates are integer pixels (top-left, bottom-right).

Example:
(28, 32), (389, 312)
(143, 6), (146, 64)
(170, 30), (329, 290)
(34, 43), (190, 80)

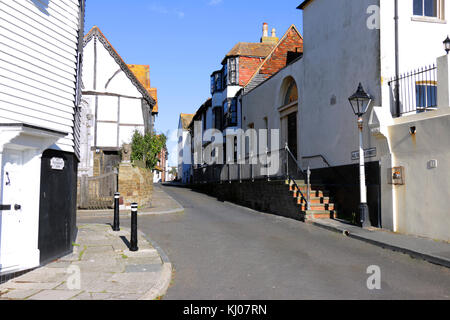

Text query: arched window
(284, 81), (298, 106)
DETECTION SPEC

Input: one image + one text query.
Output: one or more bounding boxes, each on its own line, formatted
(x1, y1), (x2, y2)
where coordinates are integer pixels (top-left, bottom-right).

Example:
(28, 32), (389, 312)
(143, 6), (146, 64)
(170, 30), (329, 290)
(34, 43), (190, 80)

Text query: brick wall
(118, 163), (154, 208)
(260, 28), (303, 76)
(239, 56), (264, 86)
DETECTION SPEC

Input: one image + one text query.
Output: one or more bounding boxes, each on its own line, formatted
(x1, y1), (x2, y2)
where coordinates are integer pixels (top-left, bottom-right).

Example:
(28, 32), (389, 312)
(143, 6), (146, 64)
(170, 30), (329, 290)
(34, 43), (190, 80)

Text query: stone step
(302, 211), (336, 220)
(299, 203), (335, 211)
(295, 196), (332, 204)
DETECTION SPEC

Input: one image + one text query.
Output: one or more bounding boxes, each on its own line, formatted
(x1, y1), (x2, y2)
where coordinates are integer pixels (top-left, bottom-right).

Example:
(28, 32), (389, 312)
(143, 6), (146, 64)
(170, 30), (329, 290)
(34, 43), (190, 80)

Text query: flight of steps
(287, 179), (336, 221)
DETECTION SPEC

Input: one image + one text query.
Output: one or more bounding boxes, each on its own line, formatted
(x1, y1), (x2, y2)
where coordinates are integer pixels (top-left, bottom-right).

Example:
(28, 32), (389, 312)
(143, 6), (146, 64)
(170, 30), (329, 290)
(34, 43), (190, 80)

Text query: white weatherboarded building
(78, 26), (157, 178)
(0, 0), (85, 276)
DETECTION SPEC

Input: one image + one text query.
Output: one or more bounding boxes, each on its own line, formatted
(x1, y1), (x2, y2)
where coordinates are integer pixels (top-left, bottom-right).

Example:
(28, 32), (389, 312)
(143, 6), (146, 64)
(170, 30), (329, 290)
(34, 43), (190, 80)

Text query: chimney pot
(263, 23), (269, 38)
(272, 28), (276, 37)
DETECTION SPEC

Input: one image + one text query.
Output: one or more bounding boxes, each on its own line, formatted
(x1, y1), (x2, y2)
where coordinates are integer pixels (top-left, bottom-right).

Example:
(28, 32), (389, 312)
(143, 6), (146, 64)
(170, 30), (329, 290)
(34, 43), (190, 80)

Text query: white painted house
(178, 113), (194, 184)
(0, 0), (85, 275)
(79, 26), (157, 178)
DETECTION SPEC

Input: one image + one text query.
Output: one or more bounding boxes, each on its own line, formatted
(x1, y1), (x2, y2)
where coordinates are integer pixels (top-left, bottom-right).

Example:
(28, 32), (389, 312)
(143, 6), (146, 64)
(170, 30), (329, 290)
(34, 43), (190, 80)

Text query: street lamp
(444, 36), (450, 55)
(348, 83), (372, 228)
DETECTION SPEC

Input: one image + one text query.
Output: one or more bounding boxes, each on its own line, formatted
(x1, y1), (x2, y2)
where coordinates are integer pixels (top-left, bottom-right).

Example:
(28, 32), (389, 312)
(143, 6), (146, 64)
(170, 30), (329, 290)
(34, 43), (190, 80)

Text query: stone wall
(118, 162), (154, 208)
(191, 180), (306, 222)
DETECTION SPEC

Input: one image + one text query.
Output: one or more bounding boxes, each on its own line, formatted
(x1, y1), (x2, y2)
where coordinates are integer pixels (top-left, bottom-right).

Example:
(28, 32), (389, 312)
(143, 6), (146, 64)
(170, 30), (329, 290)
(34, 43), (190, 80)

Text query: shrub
(130, 130), (167, 170)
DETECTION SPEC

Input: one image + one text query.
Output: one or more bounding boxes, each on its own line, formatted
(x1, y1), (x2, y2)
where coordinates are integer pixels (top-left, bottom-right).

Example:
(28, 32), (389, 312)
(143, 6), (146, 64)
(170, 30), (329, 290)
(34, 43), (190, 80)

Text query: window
(413, 0), (440, 18)
(284, 81), (298, 106)
(416, 81), (437, 110)
(211, 71), (223, 94)
(203, 112), (207, 131)
(213, 107), (223, 130)
(223, 98), (237, 128)
(223, 64), (228, 88)
(228, 58), (238, 85)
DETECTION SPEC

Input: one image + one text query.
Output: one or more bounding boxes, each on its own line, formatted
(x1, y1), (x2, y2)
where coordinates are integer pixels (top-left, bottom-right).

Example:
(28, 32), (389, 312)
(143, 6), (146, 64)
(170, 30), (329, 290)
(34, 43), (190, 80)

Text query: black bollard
(130, 203), (139, 252)
(113, 192), (120, 231)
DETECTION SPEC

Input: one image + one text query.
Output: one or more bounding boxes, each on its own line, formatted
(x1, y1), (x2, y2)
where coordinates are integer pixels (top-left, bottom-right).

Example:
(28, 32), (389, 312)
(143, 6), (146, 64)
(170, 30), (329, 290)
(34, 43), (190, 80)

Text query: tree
(130, 130), (167, 170)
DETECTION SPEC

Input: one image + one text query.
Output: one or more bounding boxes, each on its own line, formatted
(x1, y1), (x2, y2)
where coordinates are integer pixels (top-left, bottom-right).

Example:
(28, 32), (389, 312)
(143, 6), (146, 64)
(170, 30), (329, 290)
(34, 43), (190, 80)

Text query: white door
(0, 149), (25, 272)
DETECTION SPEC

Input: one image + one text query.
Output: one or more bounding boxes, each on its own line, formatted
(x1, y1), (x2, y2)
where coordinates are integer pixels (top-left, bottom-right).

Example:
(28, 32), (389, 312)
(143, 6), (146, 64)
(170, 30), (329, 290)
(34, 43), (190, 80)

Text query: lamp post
(348, 83), (372, 228)
(444, 36), (450, 55)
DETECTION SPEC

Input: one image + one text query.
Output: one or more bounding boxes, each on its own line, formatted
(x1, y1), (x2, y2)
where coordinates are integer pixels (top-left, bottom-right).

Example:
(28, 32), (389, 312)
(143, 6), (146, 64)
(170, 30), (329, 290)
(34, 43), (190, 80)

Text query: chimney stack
(261, 23), (279, 44)
(262, 23), (269, 38)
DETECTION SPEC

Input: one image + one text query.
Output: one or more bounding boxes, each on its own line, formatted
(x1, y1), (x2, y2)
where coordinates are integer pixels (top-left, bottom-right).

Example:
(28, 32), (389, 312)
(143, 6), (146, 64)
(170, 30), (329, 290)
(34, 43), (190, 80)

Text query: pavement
(308, 218), (450, 268)
(0, 224), (172, 300)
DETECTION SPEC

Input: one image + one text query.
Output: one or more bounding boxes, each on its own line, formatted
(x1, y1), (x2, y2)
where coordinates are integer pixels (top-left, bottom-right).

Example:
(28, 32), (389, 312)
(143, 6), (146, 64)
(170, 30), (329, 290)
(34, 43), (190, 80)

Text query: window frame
(412, 0), (445, 21)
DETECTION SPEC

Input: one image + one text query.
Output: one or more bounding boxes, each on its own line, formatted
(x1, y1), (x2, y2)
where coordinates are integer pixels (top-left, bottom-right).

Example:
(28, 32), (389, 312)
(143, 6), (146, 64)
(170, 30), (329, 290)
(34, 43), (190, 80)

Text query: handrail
(302, 154), (332, 168)
(285, 144), (305, 176)
(284, 144), (309, 210)
(287, 175), (309, 211)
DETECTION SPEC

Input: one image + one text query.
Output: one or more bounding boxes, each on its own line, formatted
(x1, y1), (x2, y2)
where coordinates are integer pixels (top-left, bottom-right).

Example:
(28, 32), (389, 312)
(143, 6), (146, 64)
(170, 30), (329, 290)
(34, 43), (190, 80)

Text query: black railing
(388, 64), (437, 117)
(192, 145), (310, 210)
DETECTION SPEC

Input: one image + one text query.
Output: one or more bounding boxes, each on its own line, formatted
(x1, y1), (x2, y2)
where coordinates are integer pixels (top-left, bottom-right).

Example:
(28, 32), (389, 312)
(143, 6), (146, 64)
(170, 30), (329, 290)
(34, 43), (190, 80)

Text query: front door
(0, 149), (25, 272)
(287, 112), (298, 159)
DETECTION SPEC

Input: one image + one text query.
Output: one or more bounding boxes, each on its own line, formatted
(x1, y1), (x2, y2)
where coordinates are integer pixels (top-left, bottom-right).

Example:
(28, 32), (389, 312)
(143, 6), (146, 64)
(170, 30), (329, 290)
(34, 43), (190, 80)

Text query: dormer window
(413, 0), (442, 18)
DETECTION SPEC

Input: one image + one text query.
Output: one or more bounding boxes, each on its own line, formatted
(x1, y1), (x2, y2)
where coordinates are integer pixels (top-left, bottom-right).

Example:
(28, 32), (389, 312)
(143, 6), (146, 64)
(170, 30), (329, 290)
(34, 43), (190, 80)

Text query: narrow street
(78, 185), (450, 300)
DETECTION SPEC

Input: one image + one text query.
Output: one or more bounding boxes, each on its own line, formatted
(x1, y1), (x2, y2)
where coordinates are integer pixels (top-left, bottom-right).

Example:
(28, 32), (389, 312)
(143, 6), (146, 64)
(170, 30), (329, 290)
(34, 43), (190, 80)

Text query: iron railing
(192, 144), (311, 210)
(388, 64), (437, 117)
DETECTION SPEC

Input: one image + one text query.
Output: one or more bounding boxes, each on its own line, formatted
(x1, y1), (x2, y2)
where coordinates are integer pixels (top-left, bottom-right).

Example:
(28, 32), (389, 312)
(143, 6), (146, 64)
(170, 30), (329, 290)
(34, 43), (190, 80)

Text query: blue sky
(84, 0), (304, 166)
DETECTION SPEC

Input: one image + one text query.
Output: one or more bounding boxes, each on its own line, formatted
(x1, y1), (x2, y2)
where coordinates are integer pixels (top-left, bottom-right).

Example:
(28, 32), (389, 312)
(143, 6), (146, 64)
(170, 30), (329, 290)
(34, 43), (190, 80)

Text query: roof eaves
(297, 0), (314, 10)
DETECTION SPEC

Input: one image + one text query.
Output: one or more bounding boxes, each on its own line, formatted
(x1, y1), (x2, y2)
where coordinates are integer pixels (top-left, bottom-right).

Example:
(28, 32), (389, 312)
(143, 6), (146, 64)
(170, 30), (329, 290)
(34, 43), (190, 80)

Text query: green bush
(130, 130), (167, 170)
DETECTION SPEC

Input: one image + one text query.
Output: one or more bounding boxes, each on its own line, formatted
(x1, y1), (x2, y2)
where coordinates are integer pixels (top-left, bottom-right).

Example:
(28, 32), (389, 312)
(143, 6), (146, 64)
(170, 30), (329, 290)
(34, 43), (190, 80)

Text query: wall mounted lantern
(444, 36), (450, 55)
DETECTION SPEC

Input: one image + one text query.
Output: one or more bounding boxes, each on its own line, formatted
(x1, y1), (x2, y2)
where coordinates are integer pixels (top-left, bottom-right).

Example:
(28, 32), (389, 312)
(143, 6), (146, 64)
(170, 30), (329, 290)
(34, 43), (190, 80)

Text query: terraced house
(0, 0), (85, 276)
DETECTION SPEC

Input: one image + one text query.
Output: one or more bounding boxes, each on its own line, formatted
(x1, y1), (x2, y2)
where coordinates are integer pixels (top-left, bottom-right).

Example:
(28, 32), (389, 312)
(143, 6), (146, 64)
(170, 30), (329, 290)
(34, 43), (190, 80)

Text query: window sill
(411, 16), (447, 24)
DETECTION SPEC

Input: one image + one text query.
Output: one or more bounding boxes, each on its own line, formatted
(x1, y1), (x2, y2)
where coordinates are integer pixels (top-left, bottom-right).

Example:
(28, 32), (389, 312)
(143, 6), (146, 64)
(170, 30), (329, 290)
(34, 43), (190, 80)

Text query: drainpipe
(394, 0), (400, 116)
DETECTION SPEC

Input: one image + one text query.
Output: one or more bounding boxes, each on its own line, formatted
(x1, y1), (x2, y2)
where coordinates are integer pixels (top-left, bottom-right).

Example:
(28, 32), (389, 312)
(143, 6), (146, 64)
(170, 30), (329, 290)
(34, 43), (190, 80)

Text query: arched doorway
(278, 77), (299, 160)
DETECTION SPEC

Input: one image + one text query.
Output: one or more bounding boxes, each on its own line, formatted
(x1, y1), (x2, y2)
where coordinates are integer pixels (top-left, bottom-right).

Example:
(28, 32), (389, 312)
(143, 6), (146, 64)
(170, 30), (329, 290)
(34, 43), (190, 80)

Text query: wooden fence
(77, 172), (118, 209)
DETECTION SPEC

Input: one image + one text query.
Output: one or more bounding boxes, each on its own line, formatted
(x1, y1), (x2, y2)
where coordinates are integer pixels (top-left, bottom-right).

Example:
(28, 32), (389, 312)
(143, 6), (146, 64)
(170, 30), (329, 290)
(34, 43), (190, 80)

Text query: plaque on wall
(50, 157), (65, 171)
(351, 148), (377, 161)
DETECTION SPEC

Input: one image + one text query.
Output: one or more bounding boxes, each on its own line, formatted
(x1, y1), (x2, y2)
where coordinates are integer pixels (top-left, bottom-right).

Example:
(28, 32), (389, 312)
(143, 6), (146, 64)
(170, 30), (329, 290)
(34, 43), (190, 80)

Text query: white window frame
(412, 0), (446, 23)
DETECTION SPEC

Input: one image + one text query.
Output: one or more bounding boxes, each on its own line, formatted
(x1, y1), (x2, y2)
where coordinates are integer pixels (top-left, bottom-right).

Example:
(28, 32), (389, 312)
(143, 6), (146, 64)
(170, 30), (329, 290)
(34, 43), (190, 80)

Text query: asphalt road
(78, 185), (450, 300)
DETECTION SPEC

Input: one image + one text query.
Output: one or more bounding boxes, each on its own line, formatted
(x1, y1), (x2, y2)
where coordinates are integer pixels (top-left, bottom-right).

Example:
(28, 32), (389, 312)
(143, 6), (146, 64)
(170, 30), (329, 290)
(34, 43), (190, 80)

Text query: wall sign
(50, 157), (65, 171)
(352, 148), (377, 161)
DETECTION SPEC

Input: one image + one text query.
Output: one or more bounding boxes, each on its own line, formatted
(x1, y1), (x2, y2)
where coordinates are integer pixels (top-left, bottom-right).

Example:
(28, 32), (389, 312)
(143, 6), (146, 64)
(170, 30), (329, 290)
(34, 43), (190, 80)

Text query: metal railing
(285, 144), (310, 211)
(192, 144), (311, 210)
(388, 64), (437, 117)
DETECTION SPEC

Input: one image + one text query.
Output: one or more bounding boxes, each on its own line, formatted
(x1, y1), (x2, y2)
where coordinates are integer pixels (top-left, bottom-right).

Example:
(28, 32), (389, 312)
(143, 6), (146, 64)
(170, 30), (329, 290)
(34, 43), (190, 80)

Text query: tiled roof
(128, 64), (150, 89)
(180, 114), (194, 130)
(128, 64), (159, 114)
(225, 42), (275, 59)
(244, 25), (303, 94)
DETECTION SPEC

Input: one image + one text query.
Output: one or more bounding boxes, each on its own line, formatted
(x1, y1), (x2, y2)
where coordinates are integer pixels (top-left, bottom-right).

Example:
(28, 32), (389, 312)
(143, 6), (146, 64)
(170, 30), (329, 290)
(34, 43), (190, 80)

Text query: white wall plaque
(50, 157), (65, 171)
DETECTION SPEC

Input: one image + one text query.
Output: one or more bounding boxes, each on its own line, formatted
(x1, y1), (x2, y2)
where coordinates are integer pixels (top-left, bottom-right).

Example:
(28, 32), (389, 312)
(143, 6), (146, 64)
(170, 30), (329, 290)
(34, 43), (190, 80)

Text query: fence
(388, 64), (437, 117)
(192, 147), (307, 184)
(78, 171), (118, 209)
